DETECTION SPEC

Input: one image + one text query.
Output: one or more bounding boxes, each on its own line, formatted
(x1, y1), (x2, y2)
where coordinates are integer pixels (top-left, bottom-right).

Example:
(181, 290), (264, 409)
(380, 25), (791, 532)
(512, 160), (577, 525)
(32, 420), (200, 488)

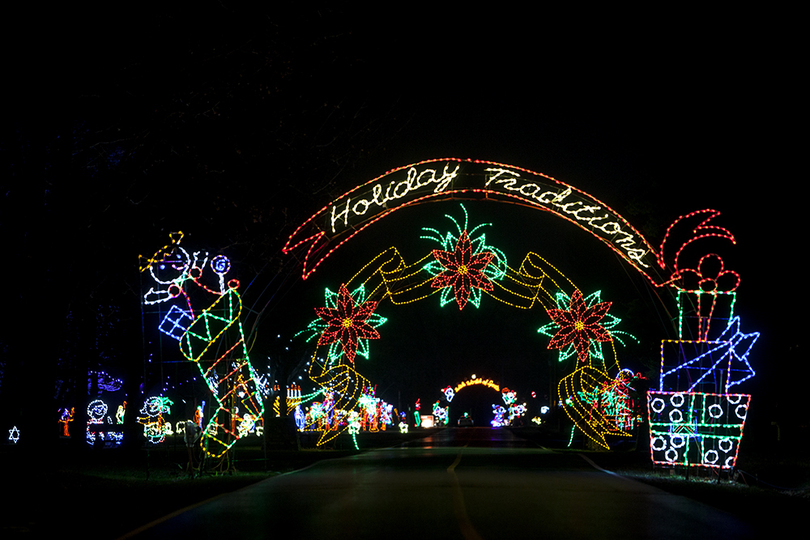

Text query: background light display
(59, 407), (74, 437)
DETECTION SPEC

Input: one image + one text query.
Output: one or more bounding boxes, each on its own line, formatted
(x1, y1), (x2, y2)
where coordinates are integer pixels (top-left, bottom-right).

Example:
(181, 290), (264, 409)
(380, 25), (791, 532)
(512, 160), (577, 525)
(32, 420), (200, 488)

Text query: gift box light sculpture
(647, 211), (757, 470)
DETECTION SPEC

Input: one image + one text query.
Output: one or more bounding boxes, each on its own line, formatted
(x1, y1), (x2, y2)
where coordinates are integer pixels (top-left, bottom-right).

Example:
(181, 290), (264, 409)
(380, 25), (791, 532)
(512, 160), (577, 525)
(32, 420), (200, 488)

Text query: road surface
(122, 428), (756, 539)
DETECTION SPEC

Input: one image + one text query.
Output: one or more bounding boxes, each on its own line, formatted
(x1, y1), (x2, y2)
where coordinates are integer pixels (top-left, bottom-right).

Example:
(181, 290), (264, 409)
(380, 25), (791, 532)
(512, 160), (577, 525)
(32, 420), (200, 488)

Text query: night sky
(6, 6), (801, 433)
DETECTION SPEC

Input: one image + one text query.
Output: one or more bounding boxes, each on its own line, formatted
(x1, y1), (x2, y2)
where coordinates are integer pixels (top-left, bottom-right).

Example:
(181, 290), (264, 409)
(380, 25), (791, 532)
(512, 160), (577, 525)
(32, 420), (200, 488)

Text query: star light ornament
(538, 289), (633, 363)
(8, 426), (20, 444)
(302, 284), (387, 364)
(422, 204), (507, 310)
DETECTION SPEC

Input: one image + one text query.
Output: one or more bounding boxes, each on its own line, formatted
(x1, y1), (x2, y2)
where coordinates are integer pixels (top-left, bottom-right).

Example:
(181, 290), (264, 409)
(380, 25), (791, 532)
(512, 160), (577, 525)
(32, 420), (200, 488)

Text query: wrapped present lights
(647, 211), (758, 470)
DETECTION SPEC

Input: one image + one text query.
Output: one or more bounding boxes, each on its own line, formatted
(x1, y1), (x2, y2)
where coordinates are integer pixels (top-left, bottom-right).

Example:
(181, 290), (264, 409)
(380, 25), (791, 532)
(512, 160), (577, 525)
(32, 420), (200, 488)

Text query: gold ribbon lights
(299, 204), (637, 448)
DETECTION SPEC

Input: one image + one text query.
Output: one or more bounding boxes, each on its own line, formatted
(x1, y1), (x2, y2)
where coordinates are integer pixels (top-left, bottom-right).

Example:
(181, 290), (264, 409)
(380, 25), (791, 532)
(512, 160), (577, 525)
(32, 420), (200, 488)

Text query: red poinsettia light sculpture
(430, 230), (496, 310)
(545, 289), (613, 363)
(312, 284), (385, 363)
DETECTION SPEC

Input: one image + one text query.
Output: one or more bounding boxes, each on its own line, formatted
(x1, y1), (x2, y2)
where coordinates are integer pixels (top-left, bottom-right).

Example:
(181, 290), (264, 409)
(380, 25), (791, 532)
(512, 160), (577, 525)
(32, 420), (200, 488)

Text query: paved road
(123, 428), (756, 539)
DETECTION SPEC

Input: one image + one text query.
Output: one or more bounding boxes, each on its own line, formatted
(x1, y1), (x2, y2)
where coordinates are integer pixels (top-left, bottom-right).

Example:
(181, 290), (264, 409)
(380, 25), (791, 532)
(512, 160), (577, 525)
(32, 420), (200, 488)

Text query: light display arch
(439, 376), (529, 428)
(295, 201), (643, 449)
(285, 158), (760, 469)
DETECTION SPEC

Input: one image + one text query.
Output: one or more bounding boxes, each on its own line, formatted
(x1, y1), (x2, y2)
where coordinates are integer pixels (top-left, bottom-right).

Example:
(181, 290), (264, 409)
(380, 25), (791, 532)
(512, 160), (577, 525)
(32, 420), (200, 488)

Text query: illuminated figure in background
(137, 396), (173, 445)
(116, 401), (127, 425)
(59, 407), (74, 437)
(596, 370), (637, 431)
(237, 414), (257, 438)
(194, 403), (205, 428)
(502, 388), (517, 406)
(432, 401), (448, 426)
(380, 402), (393, 430)
(357, 388), (379, 432)
(140, 234), (265, 459)
(346, 410), (362, 450)
(491, 405), (507, 427)
(414, 399), (421, 428)
(497, 388), (527, 426)
(322, 391), (336, 430)
(508, 403), (527, 425)
(85, 400), (125, 446)
(347, 411), (361, 435)
(86, 399), (109, 445)
(309, 402), (326, 429)
(294, 405), (306, 431)
(369, 405), (380, 432)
